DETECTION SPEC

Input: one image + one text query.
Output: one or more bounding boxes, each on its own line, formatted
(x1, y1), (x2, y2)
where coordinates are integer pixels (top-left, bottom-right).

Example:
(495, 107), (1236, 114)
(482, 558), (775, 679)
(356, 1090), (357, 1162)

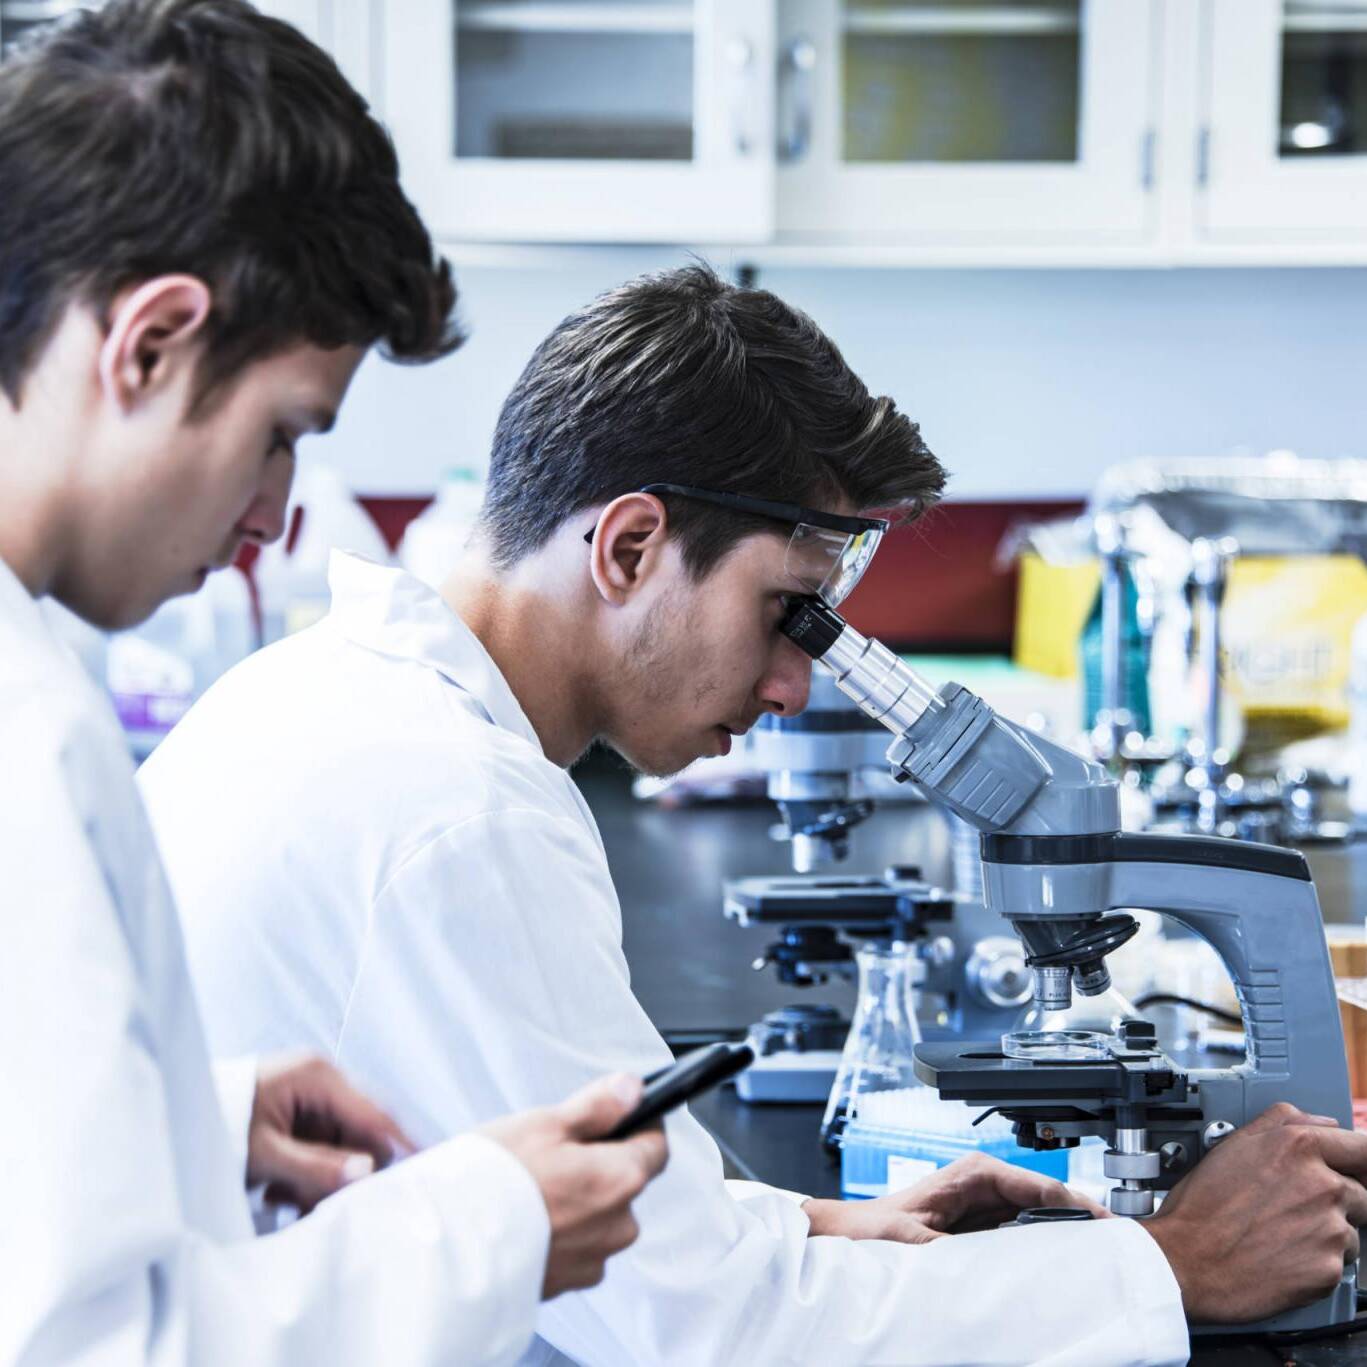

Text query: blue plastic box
(840, 1119), (1071, 1199)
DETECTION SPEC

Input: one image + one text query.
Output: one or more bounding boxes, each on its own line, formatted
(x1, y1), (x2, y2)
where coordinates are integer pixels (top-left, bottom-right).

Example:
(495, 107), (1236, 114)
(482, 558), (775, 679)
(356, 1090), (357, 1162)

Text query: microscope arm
(1112, 852), (1347, 1127)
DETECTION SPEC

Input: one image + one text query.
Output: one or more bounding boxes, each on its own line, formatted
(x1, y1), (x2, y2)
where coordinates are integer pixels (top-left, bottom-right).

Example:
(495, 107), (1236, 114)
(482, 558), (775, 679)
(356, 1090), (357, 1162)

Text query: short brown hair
(480, 264), (945, 577)
(0, 0), (461, 408)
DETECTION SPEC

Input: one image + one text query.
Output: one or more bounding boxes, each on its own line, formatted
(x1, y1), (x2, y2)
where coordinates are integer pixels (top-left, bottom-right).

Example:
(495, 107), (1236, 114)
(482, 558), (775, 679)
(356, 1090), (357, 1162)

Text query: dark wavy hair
(481, 264), (946, 578)
(0, 0), (462, 409)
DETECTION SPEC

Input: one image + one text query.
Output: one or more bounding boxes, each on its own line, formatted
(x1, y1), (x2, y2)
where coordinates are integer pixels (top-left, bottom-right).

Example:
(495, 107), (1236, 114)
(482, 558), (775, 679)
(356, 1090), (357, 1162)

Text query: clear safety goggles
(635, 482), (890, 607)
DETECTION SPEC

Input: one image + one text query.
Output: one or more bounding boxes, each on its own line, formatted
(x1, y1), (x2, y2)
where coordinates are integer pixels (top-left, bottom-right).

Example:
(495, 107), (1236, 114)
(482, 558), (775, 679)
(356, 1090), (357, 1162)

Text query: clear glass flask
(821, 941), (923, 1154)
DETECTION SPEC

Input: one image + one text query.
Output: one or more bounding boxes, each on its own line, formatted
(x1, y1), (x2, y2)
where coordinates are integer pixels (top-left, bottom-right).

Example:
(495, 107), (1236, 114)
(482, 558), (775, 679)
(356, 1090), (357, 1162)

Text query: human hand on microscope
(801, 1151), (1109, 1244)
(480, 1073), (670, 1299)
(1143, 1102), (1367, 1323)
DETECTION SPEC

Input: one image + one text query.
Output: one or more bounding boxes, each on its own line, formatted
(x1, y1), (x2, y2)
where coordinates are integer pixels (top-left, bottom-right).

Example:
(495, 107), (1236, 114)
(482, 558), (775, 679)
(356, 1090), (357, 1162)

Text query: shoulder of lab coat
(0, 589), (546, 1366)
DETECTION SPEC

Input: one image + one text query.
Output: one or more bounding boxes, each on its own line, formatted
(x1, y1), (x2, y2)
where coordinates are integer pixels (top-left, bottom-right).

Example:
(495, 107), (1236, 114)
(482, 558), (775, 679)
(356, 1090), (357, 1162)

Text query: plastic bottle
(255, 464), (391, 644)
(1079, 567), (1153, 736)
(398, 465), (486, 590)
(106, 567), (256, 759)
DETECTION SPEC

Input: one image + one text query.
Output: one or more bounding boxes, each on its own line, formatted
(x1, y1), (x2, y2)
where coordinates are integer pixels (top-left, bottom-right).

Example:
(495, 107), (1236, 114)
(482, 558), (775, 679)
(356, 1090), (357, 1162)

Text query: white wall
(322, 257), (1367, 500)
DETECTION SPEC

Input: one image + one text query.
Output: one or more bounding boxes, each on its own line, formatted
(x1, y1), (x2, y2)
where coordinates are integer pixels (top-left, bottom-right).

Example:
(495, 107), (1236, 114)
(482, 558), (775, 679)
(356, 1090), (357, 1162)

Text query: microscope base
(735, 1050), (841, 1104)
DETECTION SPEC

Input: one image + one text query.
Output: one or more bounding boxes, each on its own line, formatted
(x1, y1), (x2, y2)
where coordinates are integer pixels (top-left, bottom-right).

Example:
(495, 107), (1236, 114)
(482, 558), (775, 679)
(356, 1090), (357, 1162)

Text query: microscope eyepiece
(779, 595), (845, 660)
(779, 596), (942, 737)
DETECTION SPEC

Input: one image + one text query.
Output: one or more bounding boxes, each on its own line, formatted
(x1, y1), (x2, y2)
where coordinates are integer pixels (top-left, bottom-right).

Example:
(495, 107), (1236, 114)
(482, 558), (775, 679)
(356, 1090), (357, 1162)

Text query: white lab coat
(141, 552), (1191, 1367)
(0, 555), (549, 1365)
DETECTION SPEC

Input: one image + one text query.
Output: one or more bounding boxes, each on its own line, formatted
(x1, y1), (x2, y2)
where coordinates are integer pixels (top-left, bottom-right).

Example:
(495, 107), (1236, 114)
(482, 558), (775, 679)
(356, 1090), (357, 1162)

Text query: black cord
(1133, 992), (1244, 1028)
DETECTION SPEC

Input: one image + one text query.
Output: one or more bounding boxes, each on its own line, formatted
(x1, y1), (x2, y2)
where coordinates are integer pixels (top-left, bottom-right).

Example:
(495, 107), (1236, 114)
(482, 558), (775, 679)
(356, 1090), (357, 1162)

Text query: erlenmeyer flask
(821, 941), (922, 1154)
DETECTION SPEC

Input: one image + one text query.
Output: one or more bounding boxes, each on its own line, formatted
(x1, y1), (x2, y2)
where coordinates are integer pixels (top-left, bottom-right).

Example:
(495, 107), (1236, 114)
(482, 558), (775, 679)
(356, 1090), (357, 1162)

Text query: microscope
(723, 671), (1032, 1104)
(781, 595), (1356, 1336)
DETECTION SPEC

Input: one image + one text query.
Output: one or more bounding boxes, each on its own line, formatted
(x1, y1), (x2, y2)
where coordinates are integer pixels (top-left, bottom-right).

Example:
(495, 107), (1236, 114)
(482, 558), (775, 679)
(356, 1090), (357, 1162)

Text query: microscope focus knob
(966, 937), (1033, 1010)
(1109, 1187), (1156, 1218)
(1203, 1120), (1237, 1151)
(1104, 1148), (1161, 1182)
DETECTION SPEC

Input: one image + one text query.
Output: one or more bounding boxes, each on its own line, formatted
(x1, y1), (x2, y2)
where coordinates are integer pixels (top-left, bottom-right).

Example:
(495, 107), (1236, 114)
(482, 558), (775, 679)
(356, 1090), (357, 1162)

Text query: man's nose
(236, 462), (294, 547)
(757, 640), (814, 718)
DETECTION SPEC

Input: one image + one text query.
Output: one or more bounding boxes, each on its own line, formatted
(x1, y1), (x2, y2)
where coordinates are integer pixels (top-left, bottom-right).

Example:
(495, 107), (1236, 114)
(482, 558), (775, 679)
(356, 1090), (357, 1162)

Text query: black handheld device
(603, 1042), (755, 1141)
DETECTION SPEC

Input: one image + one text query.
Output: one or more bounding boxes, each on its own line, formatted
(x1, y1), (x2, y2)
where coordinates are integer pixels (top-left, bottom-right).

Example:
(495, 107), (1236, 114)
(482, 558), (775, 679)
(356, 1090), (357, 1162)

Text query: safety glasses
(584, 483), (889, 607)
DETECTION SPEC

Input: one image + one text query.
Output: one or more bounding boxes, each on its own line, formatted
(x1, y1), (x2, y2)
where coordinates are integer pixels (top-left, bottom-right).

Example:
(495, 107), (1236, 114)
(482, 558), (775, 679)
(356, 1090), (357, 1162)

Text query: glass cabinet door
(842, 0), (1082, 165)
(777, 0), (1158, 242)
(1205, 0), (1367, 238)
(383, 0), (775, 243)
(1, 3), (370, 99)
(1279, 2), (1367, 158)
(454, 2), (695, 162)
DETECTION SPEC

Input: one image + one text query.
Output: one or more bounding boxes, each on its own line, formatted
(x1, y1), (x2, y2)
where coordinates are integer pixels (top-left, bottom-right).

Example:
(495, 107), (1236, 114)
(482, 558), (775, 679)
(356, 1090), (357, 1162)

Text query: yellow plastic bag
(1222, 555), (1367, 750)
(1013, 553), (1100, 680)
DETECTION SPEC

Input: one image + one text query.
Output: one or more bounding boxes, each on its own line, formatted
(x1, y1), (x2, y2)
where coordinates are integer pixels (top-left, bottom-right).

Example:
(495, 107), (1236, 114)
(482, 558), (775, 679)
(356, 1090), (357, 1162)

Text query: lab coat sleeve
(0, 703), (548, 1367)
(726, 1179), (809, 1208)
(211, 1055), (258, 1179)
(341, 806), (1190, 1367)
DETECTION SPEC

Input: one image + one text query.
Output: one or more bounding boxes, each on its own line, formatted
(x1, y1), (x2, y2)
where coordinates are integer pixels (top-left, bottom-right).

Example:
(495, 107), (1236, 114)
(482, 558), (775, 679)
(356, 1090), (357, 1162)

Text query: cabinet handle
(778, 35), (817, 164)
(726, 34), (756, 157)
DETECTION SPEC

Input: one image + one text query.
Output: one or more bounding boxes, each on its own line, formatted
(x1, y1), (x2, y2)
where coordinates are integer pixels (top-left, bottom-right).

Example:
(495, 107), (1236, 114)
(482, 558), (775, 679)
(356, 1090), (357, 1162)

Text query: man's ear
(588, 492), (672, 605)
(97, 275), (213, 413)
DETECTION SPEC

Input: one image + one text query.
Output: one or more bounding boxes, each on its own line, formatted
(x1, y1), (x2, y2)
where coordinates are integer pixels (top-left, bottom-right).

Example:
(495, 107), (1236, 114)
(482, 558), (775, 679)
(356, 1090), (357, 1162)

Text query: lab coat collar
(0, 554), (55, 654)
(326, 550), (544, 755)
(0, 554), (38, 620)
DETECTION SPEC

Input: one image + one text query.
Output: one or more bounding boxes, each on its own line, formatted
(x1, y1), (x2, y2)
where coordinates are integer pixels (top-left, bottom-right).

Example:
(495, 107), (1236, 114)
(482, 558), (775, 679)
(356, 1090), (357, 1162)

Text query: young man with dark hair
(0, 3), (667, 1361)
(143, 263), (1367, 1363)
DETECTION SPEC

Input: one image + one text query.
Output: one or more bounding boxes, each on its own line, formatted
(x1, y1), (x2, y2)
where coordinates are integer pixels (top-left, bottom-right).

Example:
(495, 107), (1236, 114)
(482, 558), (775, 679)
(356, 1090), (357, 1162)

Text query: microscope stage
(913, 1040), (1190, 1110)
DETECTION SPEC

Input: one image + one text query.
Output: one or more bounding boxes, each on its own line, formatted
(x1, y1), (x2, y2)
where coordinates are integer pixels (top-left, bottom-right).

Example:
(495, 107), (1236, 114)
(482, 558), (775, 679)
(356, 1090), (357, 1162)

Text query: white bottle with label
(255, 463), (391, 644)
(398, 465), (485, 590)
(106, 567), (256, 759)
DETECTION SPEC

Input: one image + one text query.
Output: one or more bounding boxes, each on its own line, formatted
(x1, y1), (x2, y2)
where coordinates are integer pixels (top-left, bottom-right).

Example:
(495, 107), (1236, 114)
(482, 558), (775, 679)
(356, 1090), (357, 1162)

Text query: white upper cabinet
(0, 2), (376, 100)
(14, 0), (1366, 261)
(776, 0), (1159, 243)
(253, 0), (326, 42)
(1, 0), (86, 57)
(1203, 0), (1367, 241)
(253, 0), (375, 101)
(383, 0), (776, 243)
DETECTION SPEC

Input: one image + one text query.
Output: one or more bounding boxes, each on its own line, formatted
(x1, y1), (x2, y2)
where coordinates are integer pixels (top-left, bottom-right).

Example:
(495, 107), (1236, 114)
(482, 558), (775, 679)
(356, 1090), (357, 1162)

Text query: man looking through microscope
(143, 265), (1367, 1365)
